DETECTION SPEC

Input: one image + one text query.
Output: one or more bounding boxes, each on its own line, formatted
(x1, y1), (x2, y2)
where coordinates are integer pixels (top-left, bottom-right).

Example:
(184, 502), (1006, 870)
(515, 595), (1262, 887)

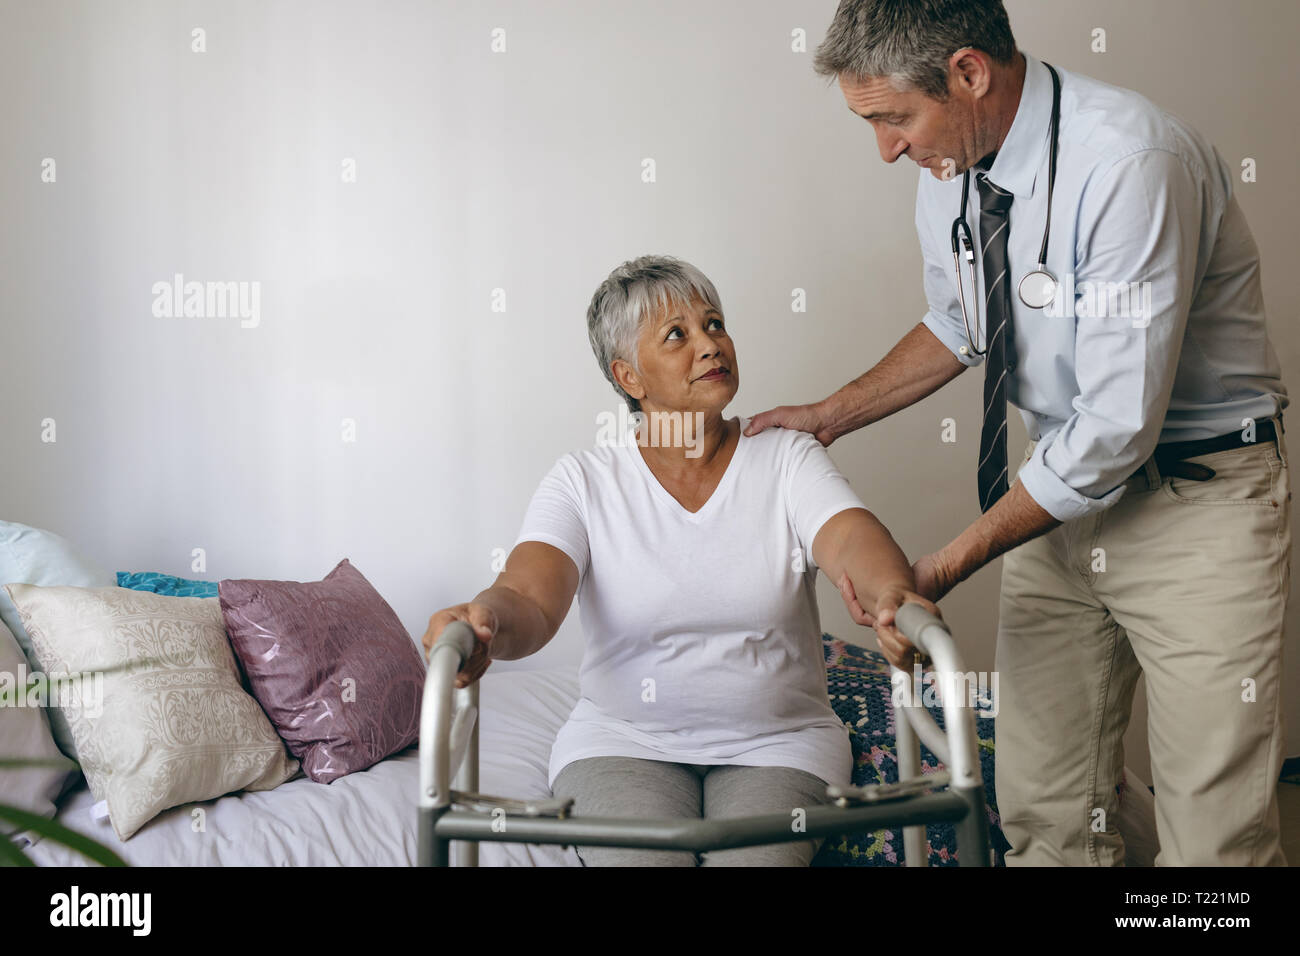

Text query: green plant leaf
(0, 833), (36, 866)
(0, 756), (79, 771)
(0, 804), (127, 867)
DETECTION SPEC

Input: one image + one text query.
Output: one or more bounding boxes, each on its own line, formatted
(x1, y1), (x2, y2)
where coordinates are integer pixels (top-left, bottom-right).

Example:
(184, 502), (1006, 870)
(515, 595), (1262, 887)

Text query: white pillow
(0, 520), (117, 761)
(4, 584), (299, 840)
(0, 617), (79, 835)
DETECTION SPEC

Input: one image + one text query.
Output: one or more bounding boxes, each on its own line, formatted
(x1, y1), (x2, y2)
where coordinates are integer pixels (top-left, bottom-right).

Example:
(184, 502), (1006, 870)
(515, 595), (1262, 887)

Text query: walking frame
(418, 604), (991, 867)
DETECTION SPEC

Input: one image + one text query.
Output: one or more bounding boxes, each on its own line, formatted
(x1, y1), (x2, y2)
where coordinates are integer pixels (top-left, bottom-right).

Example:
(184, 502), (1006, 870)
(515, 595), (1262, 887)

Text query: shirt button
(1007, 359), (1017, 373)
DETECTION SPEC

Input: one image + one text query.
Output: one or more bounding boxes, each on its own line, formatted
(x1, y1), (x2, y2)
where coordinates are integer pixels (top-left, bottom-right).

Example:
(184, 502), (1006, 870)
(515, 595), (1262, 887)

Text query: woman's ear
(611, 358), (645, 404)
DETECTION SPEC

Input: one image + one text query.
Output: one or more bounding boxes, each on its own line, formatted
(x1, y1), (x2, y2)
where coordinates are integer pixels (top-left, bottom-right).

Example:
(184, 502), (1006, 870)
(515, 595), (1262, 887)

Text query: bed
(3, 519), (1158, 866)
(18, 667), (580, 867)
(18, 630), (1160, 867)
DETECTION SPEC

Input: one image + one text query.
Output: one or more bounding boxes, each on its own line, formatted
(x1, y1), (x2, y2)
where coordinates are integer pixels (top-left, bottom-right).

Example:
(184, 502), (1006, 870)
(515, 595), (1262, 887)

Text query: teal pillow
(0, 520), (117, 761)
(117, 571), (219, 598)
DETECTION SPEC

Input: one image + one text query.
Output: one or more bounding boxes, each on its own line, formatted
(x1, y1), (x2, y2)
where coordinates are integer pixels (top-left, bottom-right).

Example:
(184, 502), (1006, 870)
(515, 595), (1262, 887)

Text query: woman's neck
(635, 410), (736, 472)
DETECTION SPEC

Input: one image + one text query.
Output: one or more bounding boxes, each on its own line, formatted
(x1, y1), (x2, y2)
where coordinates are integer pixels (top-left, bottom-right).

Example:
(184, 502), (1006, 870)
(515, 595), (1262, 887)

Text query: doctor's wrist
(814, 393), (866, 443)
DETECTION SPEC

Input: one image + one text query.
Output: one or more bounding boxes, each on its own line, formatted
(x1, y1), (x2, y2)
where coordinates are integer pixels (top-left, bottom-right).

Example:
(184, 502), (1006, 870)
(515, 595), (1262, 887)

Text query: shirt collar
(980, 51), (1053, 200)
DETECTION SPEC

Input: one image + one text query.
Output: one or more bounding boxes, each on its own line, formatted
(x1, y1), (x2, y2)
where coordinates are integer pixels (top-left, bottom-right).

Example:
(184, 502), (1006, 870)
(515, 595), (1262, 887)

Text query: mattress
(19, 667), (584, 866)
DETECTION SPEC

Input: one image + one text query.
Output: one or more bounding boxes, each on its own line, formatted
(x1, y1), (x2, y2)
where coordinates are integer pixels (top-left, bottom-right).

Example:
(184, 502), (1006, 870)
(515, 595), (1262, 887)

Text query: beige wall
(2, 0), (1295, 784)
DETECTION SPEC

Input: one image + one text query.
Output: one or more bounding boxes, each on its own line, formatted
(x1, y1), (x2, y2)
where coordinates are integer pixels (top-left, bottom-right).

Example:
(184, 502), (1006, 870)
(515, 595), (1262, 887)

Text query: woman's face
(616, 293), (739, 417)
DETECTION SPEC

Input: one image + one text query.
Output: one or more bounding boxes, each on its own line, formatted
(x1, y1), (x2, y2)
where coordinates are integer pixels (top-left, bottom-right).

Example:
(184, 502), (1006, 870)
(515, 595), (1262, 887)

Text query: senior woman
(422, 255), (939, 866)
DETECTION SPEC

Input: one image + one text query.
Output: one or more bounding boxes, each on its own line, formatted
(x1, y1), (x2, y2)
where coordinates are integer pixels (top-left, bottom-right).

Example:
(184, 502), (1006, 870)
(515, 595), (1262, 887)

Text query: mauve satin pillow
(218, 559), (426, 783)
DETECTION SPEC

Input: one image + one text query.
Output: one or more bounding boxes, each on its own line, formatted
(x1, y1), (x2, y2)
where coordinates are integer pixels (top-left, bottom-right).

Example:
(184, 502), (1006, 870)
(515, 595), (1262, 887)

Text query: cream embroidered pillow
(3, 584), (299, 840)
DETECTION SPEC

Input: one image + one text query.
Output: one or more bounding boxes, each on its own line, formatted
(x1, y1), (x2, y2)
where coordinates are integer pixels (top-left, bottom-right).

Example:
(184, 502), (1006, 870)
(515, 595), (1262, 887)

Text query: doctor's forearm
(935, 481), (1060, 589)
(817, 322), (967, 441)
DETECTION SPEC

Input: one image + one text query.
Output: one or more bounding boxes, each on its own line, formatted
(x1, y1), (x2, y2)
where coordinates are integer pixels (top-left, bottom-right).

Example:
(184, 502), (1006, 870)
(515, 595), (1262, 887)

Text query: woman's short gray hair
(586, 255), (724, 413)
(812, 0), (1017, 100)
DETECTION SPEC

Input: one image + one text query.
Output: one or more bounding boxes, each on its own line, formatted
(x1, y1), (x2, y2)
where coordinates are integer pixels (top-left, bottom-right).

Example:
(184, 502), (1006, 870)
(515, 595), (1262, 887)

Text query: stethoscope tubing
(952, 61), (1062, 357)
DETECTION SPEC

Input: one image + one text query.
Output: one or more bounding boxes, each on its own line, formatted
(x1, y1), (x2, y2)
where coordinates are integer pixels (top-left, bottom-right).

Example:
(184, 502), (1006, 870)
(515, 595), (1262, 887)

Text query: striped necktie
(976, 171), (1014, 513)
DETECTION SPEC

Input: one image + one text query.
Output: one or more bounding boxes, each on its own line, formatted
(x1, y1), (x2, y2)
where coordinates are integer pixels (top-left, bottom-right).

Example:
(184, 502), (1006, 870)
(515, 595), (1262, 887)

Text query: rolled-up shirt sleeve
(1017, 147), (1205, 522)
(917, 171), (986, 369)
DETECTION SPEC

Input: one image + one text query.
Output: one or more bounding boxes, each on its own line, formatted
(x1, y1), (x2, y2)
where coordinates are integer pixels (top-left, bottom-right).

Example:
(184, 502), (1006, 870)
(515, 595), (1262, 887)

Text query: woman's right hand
(421, 603), (497, 688)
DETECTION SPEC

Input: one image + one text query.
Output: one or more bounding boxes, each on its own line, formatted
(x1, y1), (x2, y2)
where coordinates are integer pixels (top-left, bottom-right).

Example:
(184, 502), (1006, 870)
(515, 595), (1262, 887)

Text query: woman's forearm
(470, 582), (551, 661)
(822, 509), (917, 611)
(846, 516), (916, 610)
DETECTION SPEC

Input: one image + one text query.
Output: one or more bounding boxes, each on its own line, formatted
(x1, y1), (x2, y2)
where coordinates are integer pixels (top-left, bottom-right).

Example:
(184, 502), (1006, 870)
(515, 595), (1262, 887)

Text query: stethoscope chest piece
(1018, 267), (1057, 309)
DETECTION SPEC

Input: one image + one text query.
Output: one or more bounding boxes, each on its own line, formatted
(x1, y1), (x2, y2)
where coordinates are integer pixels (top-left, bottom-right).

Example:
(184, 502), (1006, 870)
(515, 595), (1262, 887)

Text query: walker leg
(452, 683), (480, 867)
(419, 806), (452, 867)
(954, 785), (991, 867)
(894, 699), (928, 867)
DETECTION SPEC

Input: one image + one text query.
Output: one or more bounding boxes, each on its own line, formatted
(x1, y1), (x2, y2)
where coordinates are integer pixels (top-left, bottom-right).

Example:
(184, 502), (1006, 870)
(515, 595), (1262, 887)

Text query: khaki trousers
(995, 416), (1291, 866)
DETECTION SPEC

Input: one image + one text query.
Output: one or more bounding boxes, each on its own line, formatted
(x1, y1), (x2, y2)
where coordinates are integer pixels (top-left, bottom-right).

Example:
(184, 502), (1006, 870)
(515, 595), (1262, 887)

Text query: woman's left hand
(872, 587), (943, 670)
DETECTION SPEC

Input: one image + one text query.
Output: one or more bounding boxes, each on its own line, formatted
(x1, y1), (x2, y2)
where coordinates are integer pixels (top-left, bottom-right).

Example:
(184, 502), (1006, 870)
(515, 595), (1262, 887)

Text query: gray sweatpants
(550, 756), (832, 866)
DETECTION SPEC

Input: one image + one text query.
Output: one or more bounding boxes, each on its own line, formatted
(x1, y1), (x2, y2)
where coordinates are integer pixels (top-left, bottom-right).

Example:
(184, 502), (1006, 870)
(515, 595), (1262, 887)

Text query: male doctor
(747, 0), (1290, 866)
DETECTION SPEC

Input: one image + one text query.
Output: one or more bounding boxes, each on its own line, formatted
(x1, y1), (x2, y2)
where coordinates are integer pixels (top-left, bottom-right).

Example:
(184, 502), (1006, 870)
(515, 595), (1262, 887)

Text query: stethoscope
(951, 62), (1061, 357)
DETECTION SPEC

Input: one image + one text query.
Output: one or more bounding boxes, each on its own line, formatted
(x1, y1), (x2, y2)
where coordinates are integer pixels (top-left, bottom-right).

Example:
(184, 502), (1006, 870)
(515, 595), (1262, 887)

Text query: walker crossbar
(418, 608), (991, 867)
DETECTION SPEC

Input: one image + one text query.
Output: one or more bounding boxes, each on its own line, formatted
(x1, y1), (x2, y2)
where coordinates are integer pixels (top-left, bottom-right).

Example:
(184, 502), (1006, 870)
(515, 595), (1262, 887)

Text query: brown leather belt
(1129, 418), (1280, 482)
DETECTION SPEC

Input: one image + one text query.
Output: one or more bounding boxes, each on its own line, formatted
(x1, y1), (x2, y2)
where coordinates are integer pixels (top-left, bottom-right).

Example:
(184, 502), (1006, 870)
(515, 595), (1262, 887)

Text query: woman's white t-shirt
(513, 414), (868, 789)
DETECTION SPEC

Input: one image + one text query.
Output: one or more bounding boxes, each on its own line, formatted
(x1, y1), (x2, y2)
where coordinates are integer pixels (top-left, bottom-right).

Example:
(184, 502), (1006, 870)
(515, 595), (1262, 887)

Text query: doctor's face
(838, 69), (985, 180)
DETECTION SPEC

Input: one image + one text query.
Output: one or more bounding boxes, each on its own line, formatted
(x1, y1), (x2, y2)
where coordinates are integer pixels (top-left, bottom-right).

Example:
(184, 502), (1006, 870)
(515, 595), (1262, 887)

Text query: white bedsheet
(20, 667), (584, 867)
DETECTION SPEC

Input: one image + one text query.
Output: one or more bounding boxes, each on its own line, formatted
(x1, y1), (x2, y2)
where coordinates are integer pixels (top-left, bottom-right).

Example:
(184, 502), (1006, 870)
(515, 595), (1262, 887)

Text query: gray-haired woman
(422, 254), (938, 866)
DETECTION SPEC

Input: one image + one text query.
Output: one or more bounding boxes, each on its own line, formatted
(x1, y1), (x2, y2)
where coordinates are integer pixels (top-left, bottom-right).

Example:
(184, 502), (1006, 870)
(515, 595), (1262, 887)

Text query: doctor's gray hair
(813, 0), (1017, 100)
(586, 255), (725, 414)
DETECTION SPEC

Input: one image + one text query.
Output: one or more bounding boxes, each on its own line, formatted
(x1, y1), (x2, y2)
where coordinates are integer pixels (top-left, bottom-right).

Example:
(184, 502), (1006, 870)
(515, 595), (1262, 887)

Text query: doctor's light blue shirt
(916, 51), (1288, 522)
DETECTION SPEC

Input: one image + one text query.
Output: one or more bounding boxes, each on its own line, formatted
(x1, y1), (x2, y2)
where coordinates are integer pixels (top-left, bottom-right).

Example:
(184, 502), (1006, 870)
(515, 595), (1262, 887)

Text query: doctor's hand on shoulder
(421, 602), (496, 688)
(743, 402), (838, 447)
